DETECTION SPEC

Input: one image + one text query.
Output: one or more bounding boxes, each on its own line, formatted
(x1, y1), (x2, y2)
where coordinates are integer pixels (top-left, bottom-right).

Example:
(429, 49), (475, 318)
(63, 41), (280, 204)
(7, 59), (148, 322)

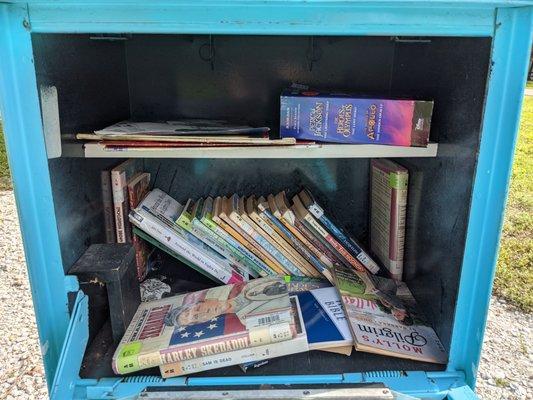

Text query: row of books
(129, 186), (382, 286)
(113, 269), (447, 378)
(101, 157), (410, 283)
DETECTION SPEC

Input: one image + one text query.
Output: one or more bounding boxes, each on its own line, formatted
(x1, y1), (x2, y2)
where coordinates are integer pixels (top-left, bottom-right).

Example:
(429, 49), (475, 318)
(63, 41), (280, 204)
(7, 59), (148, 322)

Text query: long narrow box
(280, 88), (433, 147)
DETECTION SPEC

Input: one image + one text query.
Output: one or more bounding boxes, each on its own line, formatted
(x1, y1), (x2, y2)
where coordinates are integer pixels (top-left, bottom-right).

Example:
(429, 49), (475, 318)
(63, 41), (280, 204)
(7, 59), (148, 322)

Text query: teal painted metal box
(0, 1), (531, 399)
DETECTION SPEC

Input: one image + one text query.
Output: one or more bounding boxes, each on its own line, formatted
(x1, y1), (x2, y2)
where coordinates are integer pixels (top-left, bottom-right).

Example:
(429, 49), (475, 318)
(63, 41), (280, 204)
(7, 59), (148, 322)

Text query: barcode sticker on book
(245, 309), (292, 330)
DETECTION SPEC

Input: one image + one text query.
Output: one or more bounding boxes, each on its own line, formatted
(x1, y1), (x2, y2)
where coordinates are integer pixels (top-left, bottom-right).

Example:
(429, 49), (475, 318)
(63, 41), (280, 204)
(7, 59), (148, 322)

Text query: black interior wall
(391, 37), (491, 348)
(31, 34), (492, 374)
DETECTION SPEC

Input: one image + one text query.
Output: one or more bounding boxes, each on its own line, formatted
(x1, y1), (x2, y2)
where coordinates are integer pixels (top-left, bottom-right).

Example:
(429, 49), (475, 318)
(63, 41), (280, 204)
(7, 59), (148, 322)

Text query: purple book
(279, 88), (433, 147)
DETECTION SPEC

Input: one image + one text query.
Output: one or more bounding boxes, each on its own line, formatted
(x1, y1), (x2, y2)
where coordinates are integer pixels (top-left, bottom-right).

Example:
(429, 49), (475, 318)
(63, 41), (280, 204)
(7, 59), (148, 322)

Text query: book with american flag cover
(112, 276), (296, 375)
(159, 295), (308, 377)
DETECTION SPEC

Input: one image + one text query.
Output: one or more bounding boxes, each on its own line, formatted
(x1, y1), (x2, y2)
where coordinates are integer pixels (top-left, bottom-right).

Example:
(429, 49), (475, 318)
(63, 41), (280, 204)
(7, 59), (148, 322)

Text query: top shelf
(64, 142), (439, 159)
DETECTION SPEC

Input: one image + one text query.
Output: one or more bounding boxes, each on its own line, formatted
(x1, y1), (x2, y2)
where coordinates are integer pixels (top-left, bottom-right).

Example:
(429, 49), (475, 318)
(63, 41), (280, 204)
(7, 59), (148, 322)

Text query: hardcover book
(280, 88), (433, 147)
(112, 276), (295, 374)
(160, 295), (308, 377)
(333, 266), (447, 364)
(127, 172), (151, 280)
(298, 188), (380, 274)
(370, 160), (409, 280)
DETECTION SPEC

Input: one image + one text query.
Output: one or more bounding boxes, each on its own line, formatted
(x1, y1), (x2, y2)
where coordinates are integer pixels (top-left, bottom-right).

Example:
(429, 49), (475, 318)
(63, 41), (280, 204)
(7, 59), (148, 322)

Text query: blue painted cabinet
(0, 2), (531, 399)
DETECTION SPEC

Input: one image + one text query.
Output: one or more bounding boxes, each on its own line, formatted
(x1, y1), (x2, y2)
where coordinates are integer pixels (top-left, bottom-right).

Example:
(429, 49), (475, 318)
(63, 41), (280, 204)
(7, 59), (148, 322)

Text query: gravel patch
(0, 189), (531, 399)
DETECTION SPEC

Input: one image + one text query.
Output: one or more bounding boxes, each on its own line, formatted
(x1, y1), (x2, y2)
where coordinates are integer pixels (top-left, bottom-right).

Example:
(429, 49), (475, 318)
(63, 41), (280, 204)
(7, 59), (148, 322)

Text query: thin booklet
(333, 266), (447, 364)
(113, 276), (295, 374)
(95, 120), (270, 136)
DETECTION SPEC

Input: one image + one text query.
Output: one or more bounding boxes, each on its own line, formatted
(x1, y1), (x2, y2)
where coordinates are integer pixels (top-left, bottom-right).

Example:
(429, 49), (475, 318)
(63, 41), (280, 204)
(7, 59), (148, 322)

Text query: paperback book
(333, 266), (447, 364)
(111, 159), (142, 243)
(160, 295), (308, 377)
(127, 172), (151, 280)
(280, 88), (433, 147)
(112, 276), (295, 374)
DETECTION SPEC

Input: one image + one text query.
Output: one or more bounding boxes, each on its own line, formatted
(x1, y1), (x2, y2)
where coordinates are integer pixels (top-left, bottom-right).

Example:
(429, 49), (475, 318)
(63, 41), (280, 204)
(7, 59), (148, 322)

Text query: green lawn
(0, 93), (531, 311)
(493, 95), (533, 312)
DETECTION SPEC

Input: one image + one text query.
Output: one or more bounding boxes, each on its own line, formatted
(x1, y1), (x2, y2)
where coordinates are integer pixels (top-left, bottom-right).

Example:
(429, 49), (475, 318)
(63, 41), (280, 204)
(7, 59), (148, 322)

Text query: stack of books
(129, 187), (380, 285)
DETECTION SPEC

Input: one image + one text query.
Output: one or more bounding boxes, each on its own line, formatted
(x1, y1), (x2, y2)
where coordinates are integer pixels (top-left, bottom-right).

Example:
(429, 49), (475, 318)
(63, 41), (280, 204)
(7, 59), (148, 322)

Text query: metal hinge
(136, 387), (394, 400)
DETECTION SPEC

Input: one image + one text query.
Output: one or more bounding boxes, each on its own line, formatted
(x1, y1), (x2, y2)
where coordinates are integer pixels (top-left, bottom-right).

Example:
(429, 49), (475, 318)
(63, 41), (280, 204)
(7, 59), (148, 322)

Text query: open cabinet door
(50, 291), (89, 400)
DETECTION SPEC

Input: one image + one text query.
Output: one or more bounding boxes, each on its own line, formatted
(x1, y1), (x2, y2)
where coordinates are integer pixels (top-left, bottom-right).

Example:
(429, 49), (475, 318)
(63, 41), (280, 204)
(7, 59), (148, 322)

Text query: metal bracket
(306, 37), (322, 72)
(89, 34), (130, 41)
(391, 36), (432, 44)
(199, 35), (216, 71)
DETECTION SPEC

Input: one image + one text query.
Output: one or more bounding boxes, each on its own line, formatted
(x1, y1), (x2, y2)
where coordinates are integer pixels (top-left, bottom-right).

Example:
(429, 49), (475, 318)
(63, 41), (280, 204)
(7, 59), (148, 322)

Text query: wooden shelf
(62, 142), (439, 159)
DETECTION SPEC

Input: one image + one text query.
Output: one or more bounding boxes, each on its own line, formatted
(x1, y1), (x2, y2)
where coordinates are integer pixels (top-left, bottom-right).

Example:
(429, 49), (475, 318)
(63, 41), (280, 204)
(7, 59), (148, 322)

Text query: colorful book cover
(112, 276), (295, 374)
(280, 88), (433, 147)
(127, 172), (151, 281)
(299, 189), (380, 274)
(111, 159), (141, 243)
(370, 159), (409, 280)
(100, 169), (116, 243)
(160, 295), (308, 377)
(333, 266), (447, 364)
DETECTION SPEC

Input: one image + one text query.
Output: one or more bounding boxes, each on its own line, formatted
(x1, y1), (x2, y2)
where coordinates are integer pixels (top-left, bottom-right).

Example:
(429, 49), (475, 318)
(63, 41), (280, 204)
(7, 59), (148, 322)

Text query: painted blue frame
(0, 1), (531, 399)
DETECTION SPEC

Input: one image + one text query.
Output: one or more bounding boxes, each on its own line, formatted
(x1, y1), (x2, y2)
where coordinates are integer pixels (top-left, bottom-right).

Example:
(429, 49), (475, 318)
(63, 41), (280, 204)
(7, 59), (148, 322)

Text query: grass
(0, 123), (11, 190)
(0, 92), (531, 311)
(493, 95), (533, 312)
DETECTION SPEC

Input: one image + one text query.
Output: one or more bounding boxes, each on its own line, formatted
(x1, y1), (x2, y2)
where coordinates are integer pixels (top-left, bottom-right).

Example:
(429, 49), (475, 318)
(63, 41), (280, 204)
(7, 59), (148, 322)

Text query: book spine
(101, 170), (116, 243)
(317, 213), (380, 275)
(300, 212), (366, 273)
(216, 217), (282, 275)
(389, 172), (408, 280)
(160, 333), (308, 378)
(191, 219), (257, 279)
(138, 321), (295, 372)
(260, 209), (323, 277)
(233, 212), (303, 276)
(130, 210), (241, 284)
(250, 212), (313, 277)
(127, 181), (149, 281)
(111, 170), (131, 243)
(206, 220), (270, 277)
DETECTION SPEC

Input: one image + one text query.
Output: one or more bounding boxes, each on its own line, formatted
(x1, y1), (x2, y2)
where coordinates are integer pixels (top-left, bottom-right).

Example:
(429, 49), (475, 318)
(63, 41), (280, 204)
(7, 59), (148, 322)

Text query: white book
(133, 189), (245, 284)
